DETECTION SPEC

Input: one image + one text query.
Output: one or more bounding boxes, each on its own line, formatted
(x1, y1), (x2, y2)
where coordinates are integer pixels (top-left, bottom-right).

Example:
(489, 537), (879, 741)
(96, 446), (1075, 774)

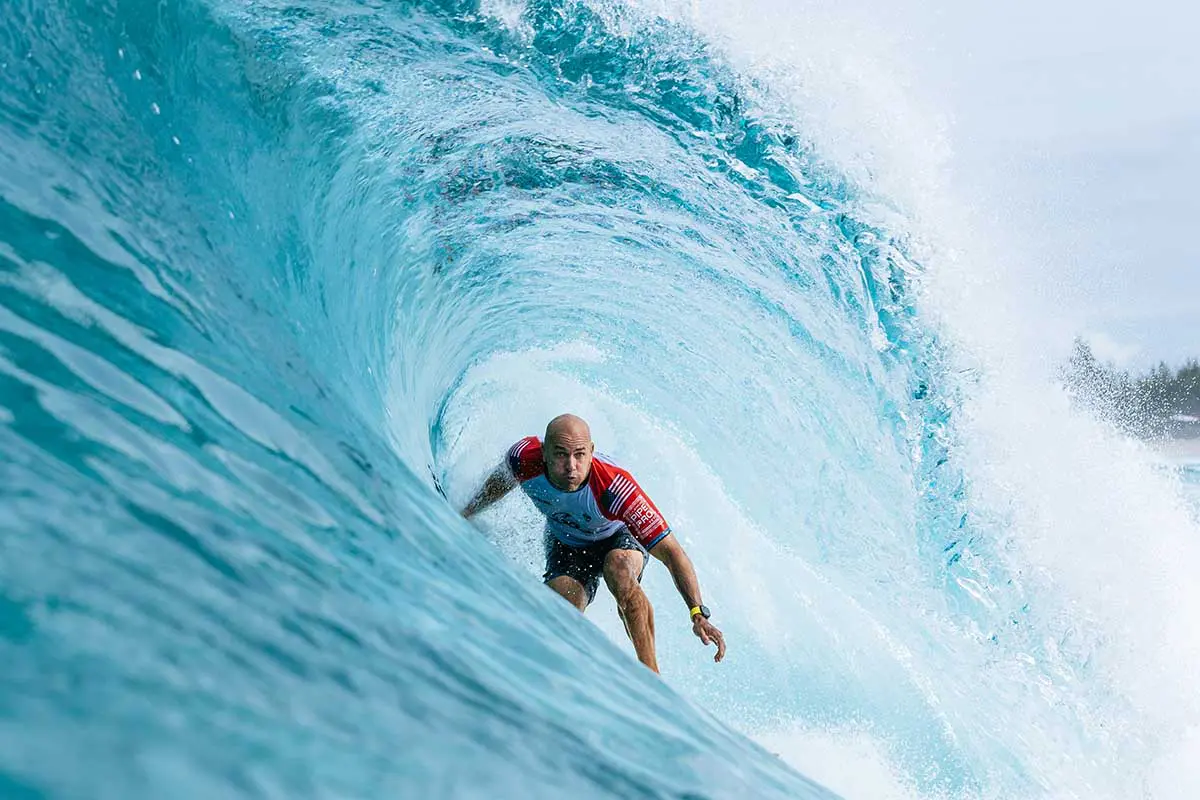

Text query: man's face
(544, 432), (594, 492)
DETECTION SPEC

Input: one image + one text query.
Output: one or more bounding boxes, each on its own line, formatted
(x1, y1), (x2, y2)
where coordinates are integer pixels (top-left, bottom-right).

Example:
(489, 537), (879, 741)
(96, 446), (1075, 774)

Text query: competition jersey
(506, 436), (671, 550)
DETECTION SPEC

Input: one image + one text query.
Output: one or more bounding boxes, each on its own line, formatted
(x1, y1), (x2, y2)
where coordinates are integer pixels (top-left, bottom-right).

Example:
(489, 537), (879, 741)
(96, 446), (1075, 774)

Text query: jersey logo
(549, 511), (592, 531)
(624, 496), (661, 537)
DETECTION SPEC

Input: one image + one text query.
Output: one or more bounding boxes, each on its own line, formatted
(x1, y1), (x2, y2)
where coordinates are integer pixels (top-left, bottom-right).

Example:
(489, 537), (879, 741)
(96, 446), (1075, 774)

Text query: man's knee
(548, 575), (588, 611)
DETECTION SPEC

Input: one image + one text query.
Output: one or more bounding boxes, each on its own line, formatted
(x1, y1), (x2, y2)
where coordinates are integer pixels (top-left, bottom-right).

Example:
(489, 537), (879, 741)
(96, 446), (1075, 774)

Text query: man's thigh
(543, 536), (604, 606)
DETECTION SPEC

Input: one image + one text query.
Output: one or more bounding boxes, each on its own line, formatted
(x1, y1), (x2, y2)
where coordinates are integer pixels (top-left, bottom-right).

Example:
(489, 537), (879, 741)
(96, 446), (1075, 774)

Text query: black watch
(691, 604), (711, 620)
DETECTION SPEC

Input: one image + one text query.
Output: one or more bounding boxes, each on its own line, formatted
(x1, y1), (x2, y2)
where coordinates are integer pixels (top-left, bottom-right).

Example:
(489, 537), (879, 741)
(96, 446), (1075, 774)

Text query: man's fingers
(695, 621), (726, 661)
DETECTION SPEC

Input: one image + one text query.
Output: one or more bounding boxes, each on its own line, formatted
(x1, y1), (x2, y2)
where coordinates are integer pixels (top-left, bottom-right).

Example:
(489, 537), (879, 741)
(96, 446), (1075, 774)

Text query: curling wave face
(2, 1), (1198, 798)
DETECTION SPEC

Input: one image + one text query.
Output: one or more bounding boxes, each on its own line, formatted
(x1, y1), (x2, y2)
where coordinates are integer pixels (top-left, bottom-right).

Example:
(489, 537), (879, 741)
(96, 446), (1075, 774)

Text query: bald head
(543, 414), (594, 492)
(545, 414), (591, 444)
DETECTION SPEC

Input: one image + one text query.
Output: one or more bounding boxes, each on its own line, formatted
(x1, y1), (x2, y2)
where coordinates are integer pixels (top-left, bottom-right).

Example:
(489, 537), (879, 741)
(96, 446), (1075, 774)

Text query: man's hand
(692, 614), (726, 662)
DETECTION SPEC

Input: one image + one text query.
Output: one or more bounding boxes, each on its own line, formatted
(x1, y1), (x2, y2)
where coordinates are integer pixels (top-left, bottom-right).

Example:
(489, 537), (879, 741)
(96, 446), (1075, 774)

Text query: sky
(910, 1), (1199, 370)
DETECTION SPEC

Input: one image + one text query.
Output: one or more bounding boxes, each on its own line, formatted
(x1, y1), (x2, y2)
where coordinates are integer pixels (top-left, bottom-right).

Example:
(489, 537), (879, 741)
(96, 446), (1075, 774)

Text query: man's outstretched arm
(461, 463), (517, 519)
(649, 535), (727, 662)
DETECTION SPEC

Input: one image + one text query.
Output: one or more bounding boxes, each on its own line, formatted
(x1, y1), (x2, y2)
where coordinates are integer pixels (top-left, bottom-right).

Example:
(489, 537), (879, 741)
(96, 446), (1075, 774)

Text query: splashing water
(1, 0), (1197, 798)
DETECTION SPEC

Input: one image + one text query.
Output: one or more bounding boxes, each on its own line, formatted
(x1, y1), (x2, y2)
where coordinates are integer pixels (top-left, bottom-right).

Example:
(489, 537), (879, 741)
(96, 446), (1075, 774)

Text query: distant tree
(1062, 339), (1200, 438)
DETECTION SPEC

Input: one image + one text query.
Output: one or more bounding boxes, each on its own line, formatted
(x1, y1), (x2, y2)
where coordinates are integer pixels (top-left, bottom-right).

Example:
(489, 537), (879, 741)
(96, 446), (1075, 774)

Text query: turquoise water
(3, 1), (1199, 798)
(1181, 465), (1200, 516)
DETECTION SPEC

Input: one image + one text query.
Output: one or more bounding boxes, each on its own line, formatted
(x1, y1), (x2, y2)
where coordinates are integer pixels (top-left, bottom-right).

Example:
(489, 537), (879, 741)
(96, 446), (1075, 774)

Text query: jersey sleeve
(601, 467), (671, 549)
(506, 436), (545, 482)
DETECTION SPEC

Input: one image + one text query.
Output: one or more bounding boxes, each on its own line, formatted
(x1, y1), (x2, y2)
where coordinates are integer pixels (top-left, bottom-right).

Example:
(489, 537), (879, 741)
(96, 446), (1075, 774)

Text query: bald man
(461, 414), (725, 672)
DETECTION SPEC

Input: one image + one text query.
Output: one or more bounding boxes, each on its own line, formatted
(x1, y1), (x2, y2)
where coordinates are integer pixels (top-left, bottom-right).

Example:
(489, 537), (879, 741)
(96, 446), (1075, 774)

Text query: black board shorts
(543, 528), (649, 604)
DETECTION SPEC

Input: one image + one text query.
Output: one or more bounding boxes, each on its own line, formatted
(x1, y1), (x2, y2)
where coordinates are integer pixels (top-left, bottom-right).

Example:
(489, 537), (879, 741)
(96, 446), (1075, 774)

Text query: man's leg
(543, 535), (597, 612)
(547, 575), (589, 612)
(603, 549), (658, 673)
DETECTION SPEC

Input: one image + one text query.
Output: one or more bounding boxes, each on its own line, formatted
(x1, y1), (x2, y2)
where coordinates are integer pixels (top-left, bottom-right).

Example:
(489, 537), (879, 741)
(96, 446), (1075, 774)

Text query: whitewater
(2, 0), (1198, 798)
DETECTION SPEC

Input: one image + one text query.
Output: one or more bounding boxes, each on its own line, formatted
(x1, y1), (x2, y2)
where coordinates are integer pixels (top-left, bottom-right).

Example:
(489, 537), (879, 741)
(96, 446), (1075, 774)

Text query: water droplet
(150, 102), (160, 115)
(133, 69), (141, 80)
(117, 48), (125, 59)
(172, 136), (181, 145)
(228, 211), (235, 219)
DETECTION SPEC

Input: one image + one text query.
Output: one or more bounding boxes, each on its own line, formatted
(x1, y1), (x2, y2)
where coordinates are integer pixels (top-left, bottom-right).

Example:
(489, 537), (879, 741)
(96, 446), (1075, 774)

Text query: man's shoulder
(590, 454), (668, 539)
(506, 436), (545, 482)
(507, 436), (542, 458)
(589, 452), (639, 487)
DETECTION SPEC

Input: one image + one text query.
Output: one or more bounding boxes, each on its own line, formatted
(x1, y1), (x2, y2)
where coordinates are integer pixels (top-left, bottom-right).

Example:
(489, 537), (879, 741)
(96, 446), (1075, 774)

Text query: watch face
(699, 605), (711, 619)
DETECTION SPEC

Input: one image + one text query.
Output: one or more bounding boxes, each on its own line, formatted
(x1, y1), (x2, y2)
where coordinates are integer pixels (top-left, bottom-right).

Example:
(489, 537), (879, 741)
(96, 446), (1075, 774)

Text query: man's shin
(619, 587), (659, 673)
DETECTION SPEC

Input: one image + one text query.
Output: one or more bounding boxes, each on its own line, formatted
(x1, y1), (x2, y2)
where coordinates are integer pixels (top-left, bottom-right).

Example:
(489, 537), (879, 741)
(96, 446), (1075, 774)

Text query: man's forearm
(652, 535), (726, 662)
(462, 466), (515, 518)
(665, 549), (703, 609)
(461, 482), (496, 518)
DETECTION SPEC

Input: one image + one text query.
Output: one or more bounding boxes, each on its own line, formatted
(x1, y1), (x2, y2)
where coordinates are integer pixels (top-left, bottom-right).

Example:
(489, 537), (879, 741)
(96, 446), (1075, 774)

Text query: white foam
(755, 727), (935, 800)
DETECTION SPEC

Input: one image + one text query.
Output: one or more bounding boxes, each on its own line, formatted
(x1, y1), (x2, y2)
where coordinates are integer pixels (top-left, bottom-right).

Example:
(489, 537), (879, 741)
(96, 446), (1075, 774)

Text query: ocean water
(2, 1), (1199, 798)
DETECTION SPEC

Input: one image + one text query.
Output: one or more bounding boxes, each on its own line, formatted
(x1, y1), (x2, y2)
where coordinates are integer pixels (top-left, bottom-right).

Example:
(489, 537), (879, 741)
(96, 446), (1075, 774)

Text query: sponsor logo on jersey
(625, 496), (661, 537)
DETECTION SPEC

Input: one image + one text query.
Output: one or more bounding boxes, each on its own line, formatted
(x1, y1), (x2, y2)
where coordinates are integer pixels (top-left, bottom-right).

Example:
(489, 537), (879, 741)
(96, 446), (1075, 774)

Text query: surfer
(461, 414), (726, 673)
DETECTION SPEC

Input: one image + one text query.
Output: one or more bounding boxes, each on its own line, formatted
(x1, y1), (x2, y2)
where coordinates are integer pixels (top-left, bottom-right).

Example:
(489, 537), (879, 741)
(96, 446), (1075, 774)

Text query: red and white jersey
(506, 436), (672, 550)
